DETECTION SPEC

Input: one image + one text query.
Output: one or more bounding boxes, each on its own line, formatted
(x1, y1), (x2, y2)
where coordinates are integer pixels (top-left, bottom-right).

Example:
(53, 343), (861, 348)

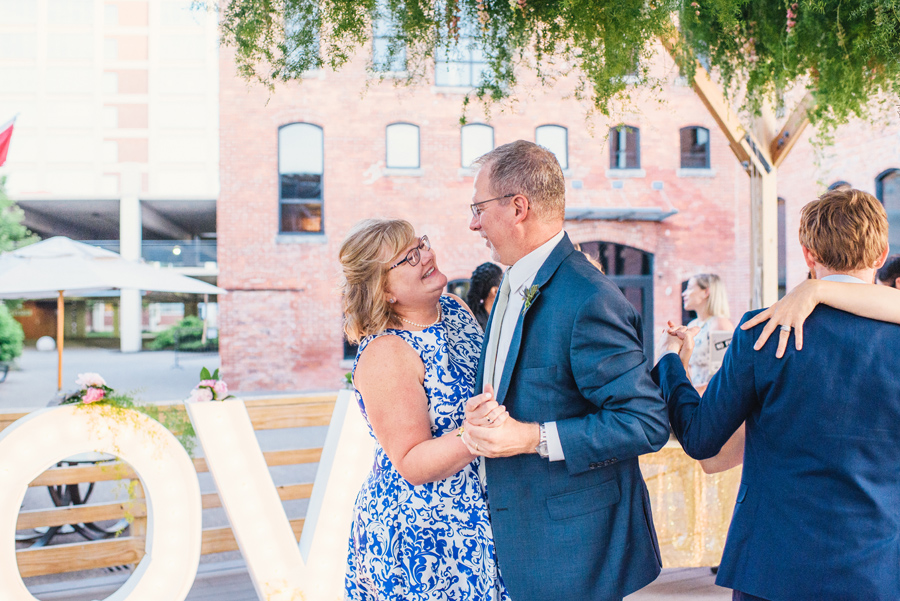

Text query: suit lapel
(495, 234), (575, 404)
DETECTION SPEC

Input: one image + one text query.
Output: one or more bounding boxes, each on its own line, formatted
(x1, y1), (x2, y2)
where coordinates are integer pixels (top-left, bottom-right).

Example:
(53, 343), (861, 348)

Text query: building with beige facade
(0, 0), (220, 350)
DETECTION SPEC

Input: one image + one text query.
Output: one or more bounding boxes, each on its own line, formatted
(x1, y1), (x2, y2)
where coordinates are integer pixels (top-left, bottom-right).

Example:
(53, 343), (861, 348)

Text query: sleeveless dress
(345, 295), (509, 601)
(687, 317), (714, 386)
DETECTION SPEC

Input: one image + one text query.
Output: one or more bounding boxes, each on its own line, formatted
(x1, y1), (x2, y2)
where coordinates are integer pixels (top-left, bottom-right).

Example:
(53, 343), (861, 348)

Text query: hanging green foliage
(677, 0), (900, 126)
(215, 0), (900, 127)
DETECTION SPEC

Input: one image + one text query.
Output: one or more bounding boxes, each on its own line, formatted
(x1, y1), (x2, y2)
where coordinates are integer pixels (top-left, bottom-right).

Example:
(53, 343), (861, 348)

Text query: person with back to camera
(655, 188), (900, 601)
(339, 218), (510, 601)
(684, 266), (900, 475)
(876, 253), (900, 288)
(467, 262), (503, 330)
(681, 273), (734, 390)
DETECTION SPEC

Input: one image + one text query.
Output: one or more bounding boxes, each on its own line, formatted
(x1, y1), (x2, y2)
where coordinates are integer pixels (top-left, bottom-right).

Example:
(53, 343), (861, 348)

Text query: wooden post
(56, 291), (64, 391)
(747, 167), (779, 309)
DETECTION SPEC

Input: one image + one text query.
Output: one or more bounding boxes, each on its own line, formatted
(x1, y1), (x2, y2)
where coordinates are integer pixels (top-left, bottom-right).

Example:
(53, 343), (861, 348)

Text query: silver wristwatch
(535, 423), (549, 458)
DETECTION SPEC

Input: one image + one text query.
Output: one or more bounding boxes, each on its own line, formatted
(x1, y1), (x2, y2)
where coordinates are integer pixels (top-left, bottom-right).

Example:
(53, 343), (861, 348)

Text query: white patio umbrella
(0, 237), (226, 390)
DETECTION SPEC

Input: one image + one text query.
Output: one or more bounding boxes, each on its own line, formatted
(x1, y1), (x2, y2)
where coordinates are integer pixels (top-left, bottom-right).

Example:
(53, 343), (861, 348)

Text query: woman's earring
(388, 298), (396, 304)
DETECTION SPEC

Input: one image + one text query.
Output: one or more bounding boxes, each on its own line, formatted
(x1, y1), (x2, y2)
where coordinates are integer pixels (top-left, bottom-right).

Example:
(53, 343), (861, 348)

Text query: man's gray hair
(474, 140), (566, 221)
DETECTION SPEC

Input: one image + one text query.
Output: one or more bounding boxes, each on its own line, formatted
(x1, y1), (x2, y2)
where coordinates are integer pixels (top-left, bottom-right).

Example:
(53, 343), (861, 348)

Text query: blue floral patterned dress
(345, 294), (509, 601)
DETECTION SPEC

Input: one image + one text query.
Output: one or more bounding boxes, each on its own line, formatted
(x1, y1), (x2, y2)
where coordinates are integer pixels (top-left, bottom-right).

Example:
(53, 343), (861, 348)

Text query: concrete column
(119, 169), (143, 352)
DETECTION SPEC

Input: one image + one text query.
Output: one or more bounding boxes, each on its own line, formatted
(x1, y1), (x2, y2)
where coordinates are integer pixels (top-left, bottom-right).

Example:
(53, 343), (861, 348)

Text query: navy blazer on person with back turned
(653, 306), (900, 601)
(476, 233), (669, 601)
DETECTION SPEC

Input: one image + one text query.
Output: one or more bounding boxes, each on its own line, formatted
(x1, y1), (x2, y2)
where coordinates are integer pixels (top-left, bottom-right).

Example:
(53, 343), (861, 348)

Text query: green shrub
(0, 302), (25, 363)
(149, 316), (217, 351)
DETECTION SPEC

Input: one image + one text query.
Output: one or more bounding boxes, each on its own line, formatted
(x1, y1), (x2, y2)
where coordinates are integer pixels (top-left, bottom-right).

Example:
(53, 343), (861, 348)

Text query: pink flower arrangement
(62, 373), (115, 405)
(82, 387), (106, 404)
(186, 367), (234, 402)
(75, 373), (106, 388)
(188, 387), (214, 403)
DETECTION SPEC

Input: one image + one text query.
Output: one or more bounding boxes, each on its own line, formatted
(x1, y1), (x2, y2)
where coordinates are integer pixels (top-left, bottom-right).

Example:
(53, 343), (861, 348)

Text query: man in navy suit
(461, 140), (669, 600)
(654, 188), (899, 601)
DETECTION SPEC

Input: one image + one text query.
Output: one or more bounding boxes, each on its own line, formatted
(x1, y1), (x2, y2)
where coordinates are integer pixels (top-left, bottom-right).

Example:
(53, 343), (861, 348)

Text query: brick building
(0, 0), (221, 351)
(217, 38), (900, 393)
(778, 118), (900, 288)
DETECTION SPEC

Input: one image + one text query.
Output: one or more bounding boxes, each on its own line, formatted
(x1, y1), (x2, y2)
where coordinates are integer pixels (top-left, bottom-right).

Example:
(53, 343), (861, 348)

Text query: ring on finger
(475, 442), (479, 451)
(487, 417), (493, 423)
(780, 325), (792, 333)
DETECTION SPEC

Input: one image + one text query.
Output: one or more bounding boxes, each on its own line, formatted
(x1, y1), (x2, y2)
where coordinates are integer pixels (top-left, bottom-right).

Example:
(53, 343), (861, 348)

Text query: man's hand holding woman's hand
(461, 385), (538, 458)
(664, 321), (700, 378)
(463, 384), (508, 428)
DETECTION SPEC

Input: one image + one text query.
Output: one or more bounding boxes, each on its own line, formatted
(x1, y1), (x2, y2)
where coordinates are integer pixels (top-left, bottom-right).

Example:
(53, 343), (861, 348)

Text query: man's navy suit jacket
(654, 306), (900, 601)
(476, 234), (669, 601)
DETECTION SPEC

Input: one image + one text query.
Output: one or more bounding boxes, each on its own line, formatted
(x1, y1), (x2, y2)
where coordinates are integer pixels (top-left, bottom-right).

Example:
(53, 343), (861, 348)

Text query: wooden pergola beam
(770, 92), (814, 168)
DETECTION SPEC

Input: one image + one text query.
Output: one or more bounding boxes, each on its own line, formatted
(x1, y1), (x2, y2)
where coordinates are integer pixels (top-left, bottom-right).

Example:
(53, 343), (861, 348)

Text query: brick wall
(777, 115), (900, 290)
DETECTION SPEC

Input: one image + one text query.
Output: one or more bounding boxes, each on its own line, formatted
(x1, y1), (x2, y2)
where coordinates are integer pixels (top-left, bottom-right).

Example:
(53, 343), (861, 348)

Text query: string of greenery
(215, 0), (900, 128)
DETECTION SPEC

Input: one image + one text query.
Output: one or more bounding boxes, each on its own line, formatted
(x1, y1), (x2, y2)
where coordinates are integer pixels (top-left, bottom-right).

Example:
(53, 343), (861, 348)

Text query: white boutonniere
(521, 284), (540, 316)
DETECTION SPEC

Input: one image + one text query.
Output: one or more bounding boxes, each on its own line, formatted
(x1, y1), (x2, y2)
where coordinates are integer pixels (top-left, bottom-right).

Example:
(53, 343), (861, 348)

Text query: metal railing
(82, 240), (217, 268)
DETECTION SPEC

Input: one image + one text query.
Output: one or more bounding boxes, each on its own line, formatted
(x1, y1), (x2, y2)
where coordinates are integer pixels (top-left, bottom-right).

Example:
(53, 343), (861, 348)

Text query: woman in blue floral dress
(339, 218), (510, 601)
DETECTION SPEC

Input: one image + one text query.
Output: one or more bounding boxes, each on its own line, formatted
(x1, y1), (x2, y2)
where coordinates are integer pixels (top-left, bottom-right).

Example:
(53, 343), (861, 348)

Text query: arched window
(536, 125), (568, 170)
(278, 123), (323, 234)
(609, 125), (640, 169)
(828, 180), (851, 190)
(680, 126), (710, 169)
(385, 123), (420, 169)
(577, 240), (654, 356)
(460, 123), (493, 168)
(876, 169), (900, 254)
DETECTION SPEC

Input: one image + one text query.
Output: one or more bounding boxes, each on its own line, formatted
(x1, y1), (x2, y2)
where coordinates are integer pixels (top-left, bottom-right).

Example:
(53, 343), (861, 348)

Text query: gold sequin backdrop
(639, 441), (742, 567)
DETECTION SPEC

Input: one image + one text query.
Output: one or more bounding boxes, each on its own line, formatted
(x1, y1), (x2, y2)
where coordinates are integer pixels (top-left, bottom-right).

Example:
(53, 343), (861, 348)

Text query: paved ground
(30, 563), (731, 600)
(0, 348), (220, 409)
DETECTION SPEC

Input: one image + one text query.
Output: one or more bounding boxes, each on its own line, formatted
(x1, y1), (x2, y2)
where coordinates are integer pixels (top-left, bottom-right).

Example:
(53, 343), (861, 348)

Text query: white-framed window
(279, 123), (324, 234)
(385, 123), (420, 169)
(435, 15), (487, 87)
(536, 125), (568, 170)
(460, 123), (493, 168)
(680, 126), (709, 169)
(371, 0), (406, 72)
(610, 125), (640, 169)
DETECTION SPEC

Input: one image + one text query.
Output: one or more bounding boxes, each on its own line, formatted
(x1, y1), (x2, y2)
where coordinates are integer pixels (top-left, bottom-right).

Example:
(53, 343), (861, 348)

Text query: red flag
(0, 115), (16, 167)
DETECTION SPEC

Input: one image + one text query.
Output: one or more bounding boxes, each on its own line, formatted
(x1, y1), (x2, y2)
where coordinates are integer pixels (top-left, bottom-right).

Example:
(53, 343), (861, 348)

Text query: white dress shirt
(820, 274), (865, 284)
(490, 229), (566, 461)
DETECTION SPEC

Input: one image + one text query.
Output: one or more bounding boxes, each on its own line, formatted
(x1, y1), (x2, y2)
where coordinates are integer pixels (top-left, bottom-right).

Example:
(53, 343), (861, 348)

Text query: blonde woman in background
(681, 273), (734, 390)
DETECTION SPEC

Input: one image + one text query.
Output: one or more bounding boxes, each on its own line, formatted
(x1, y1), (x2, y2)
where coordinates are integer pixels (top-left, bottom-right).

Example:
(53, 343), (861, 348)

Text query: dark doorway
(576, 241), (655, 357)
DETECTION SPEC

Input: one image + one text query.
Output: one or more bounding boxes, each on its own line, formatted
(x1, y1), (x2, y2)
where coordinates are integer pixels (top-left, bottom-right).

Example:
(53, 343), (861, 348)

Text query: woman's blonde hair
(340, 218), (416, 344)
(692, 273), (730, 320)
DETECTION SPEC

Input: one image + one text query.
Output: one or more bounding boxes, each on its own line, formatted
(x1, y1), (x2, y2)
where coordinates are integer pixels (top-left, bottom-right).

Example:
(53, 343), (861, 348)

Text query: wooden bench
(3, 393), (338, 578)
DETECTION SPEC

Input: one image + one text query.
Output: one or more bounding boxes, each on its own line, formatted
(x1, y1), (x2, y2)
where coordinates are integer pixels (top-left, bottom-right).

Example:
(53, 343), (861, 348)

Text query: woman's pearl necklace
(399, 303), (442, 329)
